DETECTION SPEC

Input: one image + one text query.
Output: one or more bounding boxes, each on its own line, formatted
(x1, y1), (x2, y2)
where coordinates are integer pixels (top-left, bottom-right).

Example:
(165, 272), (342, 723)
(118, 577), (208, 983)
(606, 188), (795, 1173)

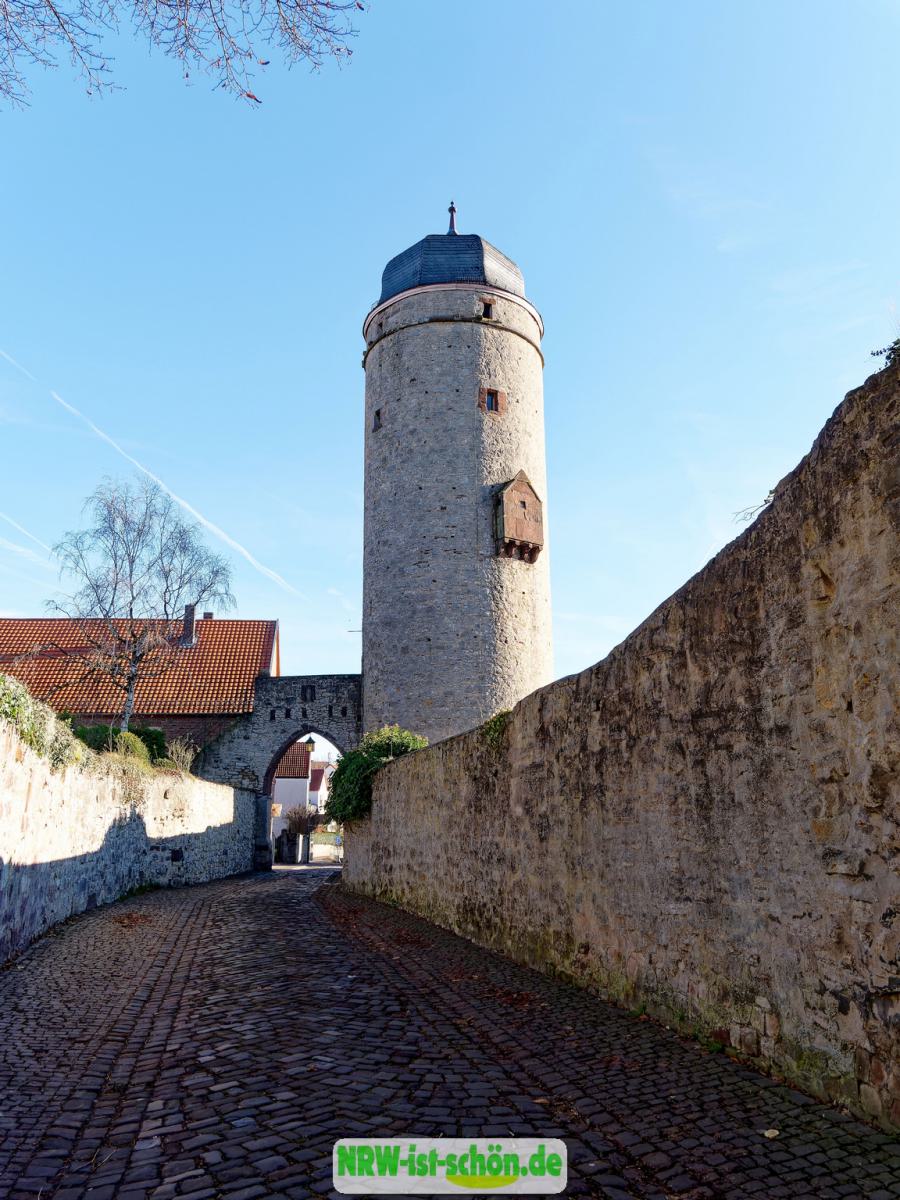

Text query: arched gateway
(197, 673), (361, 868)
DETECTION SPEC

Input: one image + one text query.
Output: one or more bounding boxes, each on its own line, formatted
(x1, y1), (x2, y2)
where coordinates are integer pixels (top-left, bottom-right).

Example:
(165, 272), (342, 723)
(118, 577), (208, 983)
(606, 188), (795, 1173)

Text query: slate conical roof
(378, 232), (526, 306)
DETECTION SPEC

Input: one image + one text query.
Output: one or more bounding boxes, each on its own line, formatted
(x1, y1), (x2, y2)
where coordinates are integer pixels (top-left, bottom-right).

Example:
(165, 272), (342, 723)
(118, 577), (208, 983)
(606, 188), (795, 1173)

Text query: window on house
(373, 408), (382, 431)
(482, 302), (493, 319)
(486, 390), (498, 412)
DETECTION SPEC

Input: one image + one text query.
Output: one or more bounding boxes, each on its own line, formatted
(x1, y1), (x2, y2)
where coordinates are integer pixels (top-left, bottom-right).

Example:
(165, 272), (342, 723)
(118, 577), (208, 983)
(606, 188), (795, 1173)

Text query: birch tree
(47, 476), (234, 731)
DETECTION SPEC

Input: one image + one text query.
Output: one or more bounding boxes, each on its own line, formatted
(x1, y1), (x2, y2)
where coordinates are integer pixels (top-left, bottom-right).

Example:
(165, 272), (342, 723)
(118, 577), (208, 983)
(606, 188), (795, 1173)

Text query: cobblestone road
(0, 869), (898, 1200)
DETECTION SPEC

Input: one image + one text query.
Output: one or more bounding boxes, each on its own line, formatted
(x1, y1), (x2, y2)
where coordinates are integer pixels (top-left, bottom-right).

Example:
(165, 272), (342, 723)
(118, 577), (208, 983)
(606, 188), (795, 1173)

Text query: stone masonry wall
(197, 674), (362, 792)
(362, 284), (554, 744)
(0, 720), (256, 963)
(345, 366), (900, 1130)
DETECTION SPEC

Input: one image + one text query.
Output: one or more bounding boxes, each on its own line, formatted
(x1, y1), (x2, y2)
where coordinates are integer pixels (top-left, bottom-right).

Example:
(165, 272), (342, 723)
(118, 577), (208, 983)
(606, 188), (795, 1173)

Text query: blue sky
(1, 0), (898, 680)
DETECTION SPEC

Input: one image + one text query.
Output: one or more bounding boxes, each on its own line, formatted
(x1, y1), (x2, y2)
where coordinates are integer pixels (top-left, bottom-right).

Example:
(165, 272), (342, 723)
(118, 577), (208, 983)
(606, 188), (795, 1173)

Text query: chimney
(180, 604), (196, 646)
(203, 611), (214, 620)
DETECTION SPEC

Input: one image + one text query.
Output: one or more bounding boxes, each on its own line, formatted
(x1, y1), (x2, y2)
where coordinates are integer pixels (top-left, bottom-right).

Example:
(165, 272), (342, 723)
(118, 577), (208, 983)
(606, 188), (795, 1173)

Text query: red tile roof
(274, 742), (312, 779)
(309, 767), (325, 793)
(0, 617), (278, 717)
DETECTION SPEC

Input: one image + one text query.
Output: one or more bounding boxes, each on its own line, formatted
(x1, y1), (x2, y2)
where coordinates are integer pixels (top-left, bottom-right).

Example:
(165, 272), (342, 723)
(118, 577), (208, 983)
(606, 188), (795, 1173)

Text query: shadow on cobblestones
(0, 869), (898, 1199)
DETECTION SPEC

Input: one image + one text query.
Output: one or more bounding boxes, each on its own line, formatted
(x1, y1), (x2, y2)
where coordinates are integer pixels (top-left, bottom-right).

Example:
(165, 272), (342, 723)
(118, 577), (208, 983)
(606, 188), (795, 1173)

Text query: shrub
(480, 709), (511, 751)
(356, 726), (428, 760)
(285, 805), (317, 838)
(74, 723), (165, 760)
(74, 723), (195, 772)
(48, 722), (86, 772)
(74, 723), (117, 753)
(324, 750), (380, 824)
(104, 750), (154, 780)
(871, 337), (900, 369)
(325, 725), (427, 824)
(166, 737), (198, 773)
(0, 673), (89, 773)
(0, 673), (49, 754)
(114, 730), (151, 762)
(131, 726), (166, 761)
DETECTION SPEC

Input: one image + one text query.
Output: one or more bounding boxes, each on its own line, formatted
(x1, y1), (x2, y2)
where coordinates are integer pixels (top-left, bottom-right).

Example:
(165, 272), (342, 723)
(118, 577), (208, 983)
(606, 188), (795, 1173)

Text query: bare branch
(733, 490), (775, 524)
(37, 474), (236, 729)
(1, 0), (361, 104)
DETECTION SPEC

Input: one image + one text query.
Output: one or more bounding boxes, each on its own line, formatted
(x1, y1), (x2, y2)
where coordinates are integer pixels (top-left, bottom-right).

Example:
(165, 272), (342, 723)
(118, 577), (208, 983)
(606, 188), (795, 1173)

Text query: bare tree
(284, 803), (318, 838)
(41, 476), (234, 730)
(1, 0), (363, 105)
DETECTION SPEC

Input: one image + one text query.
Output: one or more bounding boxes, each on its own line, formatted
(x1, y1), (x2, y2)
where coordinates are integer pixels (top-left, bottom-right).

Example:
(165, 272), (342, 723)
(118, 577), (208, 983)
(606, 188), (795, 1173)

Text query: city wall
(345, 365), (900, 1129)
(0, 720), (256, 963)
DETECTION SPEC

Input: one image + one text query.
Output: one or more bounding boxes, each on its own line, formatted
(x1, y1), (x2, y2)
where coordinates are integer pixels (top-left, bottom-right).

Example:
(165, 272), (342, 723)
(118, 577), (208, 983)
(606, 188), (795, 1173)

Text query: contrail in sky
(0, 347), (302, 598)
(0, 348), (38, 382)
(0, 535), (54, 570)
(48, 391), (303, 597)
(0, 512), (53, 554)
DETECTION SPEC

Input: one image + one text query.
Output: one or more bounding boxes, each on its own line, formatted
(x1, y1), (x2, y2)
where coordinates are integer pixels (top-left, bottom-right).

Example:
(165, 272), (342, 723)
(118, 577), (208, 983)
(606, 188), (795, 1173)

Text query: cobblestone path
(1, 869), (898, 1200)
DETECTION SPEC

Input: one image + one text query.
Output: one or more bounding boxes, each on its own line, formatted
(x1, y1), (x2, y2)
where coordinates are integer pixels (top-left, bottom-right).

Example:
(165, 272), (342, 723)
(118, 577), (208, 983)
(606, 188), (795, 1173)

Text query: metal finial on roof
(448, 200), (457, 235)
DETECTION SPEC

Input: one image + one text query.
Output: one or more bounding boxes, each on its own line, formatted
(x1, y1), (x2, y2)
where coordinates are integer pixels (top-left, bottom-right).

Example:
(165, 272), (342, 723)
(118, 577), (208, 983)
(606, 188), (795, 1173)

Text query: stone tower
(361, 204), (552, 744)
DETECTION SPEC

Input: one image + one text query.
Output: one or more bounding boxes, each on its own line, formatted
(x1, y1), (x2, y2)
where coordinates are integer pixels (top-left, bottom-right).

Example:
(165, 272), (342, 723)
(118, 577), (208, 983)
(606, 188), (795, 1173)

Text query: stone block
(860, 1084), (883, 1117)
(741, 1029), (760, 1057)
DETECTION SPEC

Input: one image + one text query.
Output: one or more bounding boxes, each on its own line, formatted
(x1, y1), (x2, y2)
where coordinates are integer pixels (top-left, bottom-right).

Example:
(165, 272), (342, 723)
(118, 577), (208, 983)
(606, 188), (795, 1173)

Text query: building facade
(361, 207), (553, 744)
(0, 611), (279, 749)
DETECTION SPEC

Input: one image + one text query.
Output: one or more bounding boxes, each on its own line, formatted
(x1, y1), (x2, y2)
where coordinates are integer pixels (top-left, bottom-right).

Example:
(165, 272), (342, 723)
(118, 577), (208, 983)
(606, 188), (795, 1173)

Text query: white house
(308, 760), (335, 814)
(271, 737), (316, 838)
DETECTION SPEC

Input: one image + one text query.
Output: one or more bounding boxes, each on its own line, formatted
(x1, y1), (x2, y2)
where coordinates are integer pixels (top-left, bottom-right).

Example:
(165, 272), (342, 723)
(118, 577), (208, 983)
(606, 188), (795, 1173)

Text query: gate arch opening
(267, 728), (342, 864)
(196, 674), (361, 795)
(262, 725), (346, 797)
(192, 674), (361, 871)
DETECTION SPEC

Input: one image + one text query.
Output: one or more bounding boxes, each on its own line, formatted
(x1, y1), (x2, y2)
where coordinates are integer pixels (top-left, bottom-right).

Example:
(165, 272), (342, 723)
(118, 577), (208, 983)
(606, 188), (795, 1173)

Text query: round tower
(361, 204), (553, 744)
